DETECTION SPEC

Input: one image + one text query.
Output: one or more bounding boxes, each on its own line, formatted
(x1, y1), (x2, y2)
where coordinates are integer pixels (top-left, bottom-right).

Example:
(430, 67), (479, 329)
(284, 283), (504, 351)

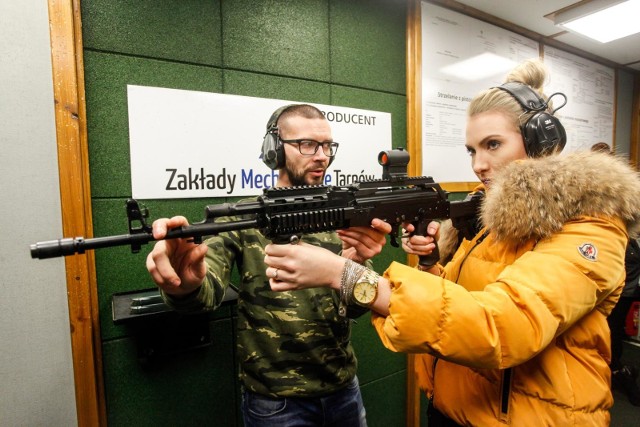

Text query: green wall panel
(330, 0), (407, 94)
(84, 52), (223, 198)
(370, 236), (408, 276)
(351, 312), (406, 384)
(223, 70), (331, 105)
(103, 319), (238, 427)
(222, 0), (330, 80)
(81, 0), (222, 66)
(360, 371), (408, 427)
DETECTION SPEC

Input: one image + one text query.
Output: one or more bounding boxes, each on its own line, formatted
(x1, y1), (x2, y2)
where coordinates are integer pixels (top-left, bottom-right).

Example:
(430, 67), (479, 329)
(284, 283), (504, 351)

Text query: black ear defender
(261, 104), (297, 170)
(496, 82), (567, 158)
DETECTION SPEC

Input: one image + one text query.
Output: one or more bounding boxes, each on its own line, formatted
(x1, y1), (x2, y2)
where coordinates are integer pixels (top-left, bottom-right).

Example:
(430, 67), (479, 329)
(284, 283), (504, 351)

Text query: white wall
(0, 1), (77, 426)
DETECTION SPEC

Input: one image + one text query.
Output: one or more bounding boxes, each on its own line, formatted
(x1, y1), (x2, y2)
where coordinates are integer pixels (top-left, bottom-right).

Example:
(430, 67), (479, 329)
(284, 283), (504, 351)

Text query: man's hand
(337, 218), (392, 264)
(146, 216), (209, 297)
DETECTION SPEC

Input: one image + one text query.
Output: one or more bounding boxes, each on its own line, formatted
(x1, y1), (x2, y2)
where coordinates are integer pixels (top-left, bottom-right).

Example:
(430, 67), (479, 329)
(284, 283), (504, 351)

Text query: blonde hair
(468, 58), (550, 134)
(590, 142), (612, 154)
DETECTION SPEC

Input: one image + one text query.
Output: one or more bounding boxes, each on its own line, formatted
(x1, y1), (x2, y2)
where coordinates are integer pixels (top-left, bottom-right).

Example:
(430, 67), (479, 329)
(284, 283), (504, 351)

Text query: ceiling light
(551, 0), (640, 43)
(439, 53), (517, 81)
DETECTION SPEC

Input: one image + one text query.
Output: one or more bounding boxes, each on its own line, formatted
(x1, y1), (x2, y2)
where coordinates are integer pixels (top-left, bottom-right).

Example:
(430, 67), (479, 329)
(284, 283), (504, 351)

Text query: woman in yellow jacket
(262, 59), (640, 426)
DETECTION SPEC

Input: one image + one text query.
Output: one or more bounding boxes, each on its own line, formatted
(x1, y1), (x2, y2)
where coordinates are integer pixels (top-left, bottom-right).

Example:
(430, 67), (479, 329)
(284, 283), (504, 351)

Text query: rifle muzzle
(30, 237), (85, 259)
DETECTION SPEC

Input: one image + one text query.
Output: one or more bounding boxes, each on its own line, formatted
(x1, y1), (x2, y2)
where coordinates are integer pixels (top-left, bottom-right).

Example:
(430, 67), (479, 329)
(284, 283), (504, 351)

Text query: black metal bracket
(111, 286), (238, 364)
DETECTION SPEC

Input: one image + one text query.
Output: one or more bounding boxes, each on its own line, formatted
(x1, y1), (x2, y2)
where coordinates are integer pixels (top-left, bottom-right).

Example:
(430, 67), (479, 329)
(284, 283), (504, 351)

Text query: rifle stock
(30, 149), (482, 259)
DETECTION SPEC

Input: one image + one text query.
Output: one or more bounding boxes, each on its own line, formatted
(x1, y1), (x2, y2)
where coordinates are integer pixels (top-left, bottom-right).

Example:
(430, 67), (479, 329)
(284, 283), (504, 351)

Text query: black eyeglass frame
(280, 138), (339, 157)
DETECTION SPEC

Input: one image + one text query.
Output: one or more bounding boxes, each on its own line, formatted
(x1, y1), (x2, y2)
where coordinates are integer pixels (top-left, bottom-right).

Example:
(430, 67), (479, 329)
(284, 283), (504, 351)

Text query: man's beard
(285, 163), (325, 186)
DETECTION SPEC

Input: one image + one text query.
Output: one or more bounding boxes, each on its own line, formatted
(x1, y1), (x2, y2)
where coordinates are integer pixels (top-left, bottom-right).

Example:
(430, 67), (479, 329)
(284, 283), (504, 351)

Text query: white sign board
(127, 85), (392, 199)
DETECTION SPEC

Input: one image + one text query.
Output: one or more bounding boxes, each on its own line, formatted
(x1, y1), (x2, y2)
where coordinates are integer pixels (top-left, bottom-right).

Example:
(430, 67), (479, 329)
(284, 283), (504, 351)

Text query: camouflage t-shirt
(163, 204), (364, 398)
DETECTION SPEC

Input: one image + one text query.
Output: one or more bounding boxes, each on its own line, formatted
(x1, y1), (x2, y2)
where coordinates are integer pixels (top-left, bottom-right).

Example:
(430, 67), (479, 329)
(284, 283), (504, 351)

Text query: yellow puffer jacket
(372, 152), (640, 426)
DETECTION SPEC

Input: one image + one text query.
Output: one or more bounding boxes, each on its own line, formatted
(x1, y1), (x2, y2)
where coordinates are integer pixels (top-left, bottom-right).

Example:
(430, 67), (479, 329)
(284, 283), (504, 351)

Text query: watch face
(354, 281), (377, 305)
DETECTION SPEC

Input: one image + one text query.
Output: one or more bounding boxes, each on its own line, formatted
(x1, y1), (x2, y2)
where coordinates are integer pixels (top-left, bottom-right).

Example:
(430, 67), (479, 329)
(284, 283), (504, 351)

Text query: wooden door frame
(406, 5), (423, 427)
(47, 0), (106, 425)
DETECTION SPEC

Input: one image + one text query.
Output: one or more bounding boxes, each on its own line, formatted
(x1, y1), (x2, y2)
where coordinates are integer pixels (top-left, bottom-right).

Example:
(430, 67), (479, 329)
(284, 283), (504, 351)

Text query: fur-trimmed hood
(482, 151), (640, 242)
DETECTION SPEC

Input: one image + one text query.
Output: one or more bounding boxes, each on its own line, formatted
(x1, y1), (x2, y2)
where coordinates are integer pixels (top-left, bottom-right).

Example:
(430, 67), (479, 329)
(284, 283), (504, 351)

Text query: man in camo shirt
(146, 104), (391, 427)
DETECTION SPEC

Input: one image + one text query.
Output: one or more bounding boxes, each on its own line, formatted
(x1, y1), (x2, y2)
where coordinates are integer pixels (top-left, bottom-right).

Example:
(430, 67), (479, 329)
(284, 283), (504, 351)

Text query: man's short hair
(277, 104), (325, 128)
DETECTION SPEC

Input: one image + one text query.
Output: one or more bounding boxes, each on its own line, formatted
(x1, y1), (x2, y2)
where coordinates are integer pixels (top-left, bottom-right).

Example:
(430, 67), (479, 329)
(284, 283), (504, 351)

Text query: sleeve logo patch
(578, 243), (598, 261)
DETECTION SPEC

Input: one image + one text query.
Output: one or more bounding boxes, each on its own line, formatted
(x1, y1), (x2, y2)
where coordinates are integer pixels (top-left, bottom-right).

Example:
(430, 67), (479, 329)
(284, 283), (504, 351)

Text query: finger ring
(272, 268), (279, 279)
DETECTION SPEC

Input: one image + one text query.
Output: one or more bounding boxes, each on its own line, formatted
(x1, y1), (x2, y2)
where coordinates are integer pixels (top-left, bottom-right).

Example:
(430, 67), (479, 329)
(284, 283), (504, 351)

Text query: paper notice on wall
(420, 1), (539, 182)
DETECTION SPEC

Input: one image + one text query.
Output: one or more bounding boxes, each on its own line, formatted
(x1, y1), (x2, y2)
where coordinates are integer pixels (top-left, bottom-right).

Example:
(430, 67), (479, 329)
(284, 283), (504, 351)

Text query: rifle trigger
(390, 234), (399, 248)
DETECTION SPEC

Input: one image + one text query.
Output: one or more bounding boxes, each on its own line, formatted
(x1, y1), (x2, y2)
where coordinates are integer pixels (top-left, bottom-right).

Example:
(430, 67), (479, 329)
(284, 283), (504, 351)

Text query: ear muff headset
(261, 104), (297, 170)
(496, 82), (567, 158)
(261, 103), (336, 169)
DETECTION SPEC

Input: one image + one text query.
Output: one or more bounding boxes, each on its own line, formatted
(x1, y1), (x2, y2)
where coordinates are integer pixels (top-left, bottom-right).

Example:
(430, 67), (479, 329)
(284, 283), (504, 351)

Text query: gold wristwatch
(352, 269), (380, 307)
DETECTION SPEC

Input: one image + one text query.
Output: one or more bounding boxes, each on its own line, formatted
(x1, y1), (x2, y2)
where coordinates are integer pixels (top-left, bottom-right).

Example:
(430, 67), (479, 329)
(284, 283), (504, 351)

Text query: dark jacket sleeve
(623, 239), (640, 297)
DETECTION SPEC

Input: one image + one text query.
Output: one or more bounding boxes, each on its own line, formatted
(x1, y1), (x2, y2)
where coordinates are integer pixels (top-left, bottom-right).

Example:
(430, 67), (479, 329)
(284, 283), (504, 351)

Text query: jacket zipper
(450, 228), (513, 424)
(499, 368), (512, 423)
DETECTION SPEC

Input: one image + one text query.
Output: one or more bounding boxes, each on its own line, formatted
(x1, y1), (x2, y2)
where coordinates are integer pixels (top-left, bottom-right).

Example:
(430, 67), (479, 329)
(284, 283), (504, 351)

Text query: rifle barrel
(30, 218), (260, 259)
(30, 234), (154, 259)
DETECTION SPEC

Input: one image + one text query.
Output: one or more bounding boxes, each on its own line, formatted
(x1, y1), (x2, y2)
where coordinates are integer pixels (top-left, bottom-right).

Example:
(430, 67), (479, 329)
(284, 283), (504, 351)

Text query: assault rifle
(30, 149), (483, 263)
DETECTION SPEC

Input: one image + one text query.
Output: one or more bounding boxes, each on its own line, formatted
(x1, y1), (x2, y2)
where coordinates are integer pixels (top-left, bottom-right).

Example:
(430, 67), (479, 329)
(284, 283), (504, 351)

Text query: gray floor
(610, 340), (640, 426)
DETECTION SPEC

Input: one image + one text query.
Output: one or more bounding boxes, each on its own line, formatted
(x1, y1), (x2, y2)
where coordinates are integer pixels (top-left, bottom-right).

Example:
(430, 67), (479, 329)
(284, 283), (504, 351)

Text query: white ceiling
(451, 0), (640, 72)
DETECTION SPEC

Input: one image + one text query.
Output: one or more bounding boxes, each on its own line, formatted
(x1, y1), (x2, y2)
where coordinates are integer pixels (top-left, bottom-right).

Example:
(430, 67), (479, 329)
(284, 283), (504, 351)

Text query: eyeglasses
(280, 139), (339, 157)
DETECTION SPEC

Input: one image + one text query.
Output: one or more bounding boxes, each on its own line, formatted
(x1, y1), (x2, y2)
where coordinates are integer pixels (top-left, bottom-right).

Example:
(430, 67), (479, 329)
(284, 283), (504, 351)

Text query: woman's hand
(264, 242), (346, 292)
(401, 221), (440, 256)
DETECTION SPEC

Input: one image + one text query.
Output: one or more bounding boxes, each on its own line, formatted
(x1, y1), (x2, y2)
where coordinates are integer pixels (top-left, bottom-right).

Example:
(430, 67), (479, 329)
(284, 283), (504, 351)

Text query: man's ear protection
(261, 104), (296, 170)
(496, 82), (567, 158)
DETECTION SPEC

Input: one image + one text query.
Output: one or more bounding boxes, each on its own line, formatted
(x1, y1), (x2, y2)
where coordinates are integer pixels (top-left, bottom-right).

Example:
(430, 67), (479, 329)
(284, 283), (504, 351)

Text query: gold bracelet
(339, 259), (367, 316)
